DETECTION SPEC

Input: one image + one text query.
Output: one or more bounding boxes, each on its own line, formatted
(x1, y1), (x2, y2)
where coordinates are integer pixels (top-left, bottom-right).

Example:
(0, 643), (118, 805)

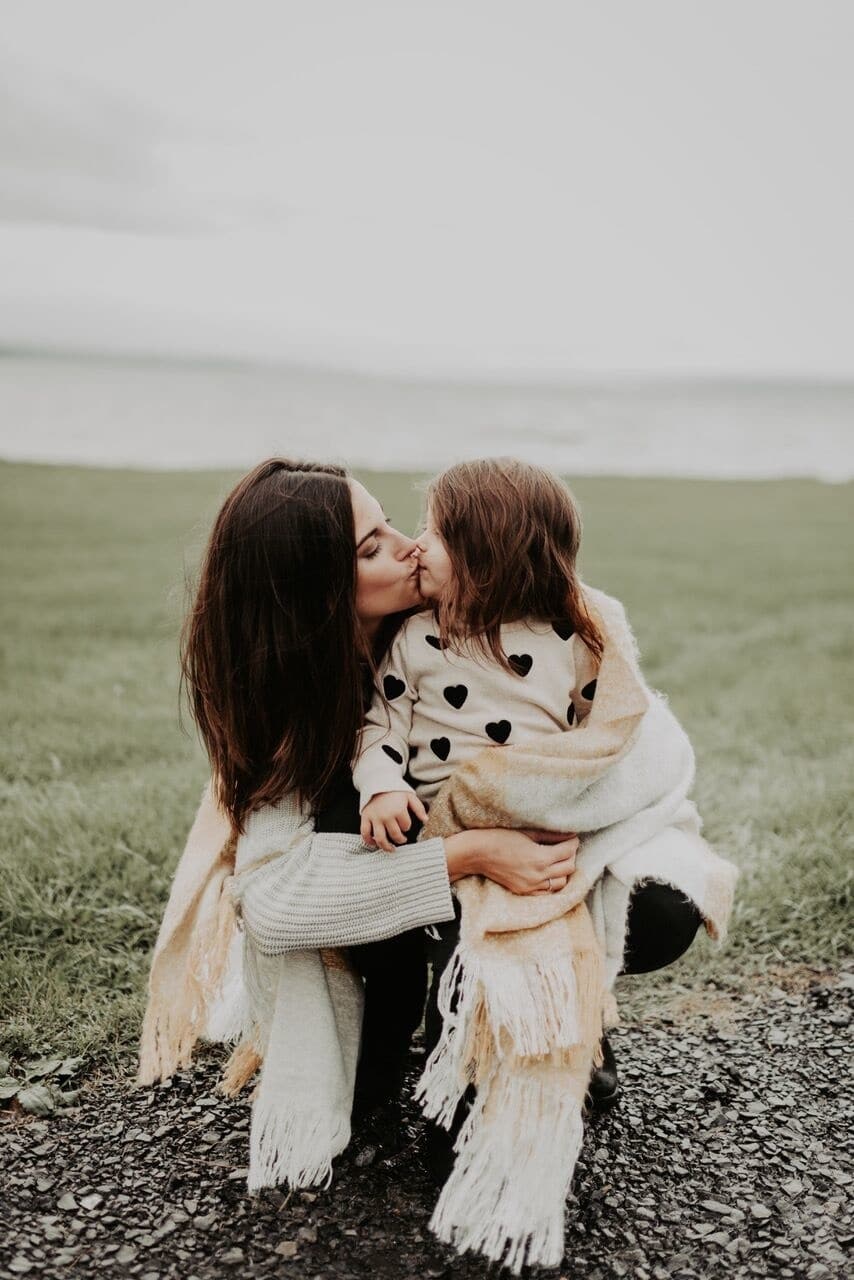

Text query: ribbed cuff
(386, 836), (456, 932)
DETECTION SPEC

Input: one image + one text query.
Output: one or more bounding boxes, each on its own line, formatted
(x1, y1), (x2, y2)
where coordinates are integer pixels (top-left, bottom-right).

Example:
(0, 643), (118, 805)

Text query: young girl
(354, 457), (604, 853)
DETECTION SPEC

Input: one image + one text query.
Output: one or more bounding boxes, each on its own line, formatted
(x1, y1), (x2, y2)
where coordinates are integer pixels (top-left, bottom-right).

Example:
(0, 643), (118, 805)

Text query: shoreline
(1, 457), (851, 485)
(2, 353), (852, 483)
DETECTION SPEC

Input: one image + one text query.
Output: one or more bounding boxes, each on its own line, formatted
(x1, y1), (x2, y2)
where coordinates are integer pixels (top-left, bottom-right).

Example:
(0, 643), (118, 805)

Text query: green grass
(1, 461), (851, 1070)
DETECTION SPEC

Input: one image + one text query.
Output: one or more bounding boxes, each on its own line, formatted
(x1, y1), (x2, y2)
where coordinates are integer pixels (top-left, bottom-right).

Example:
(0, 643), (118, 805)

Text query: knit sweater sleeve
(352, 627), (417, 810)
(231, 795), (455, 955)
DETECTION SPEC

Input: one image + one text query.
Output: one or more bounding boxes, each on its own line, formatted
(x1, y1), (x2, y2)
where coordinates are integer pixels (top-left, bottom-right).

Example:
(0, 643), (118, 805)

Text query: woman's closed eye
(360, 513), (392, 559)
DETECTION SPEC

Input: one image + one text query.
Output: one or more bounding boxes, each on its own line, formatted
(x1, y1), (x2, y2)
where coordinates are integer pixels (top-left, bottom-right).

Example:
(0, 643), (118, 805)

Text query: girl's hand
(444, 828), (579, 895)
(361, 791), (428, 853)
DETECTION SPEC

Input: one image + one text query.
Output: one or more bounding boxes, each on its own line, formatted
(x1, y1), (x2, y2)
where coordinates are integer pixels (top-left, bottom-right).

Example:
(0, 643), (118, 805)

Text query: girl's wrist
(444, 830), (483, 882)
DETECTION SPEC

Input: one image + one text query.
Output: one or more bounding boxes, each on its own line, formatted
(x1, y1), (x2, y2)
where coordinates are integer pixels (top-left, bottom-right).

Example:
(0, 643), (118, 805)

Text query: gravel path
(2, 964), (851, 1280)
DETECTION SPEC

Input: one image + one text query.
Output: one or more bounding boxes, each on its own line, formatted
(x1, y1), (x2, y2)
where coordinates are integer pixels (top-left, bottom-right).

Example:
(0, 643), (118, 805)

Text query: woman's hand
(444, 828), (579, 895)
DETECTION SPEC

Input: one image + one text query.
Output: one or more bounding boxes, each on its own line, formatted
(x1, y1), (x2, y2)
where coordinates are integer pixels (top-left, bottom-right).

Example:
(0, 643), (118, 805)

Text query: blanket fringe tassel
(137, 875), (237, 1086)
(248, 1095), (350, 1193)
(415, 929), (603, 1272)
(218, 1039), (263, 1097)
(429, 1067), (586, 1274)
(415, 939), (591, 1127)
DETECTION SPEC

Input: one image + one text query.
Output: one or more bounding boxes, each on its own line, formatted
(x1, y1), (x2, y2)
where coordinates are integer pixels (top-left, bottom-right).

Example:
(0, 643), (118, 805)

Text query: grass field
(1, 461), (851, 1071)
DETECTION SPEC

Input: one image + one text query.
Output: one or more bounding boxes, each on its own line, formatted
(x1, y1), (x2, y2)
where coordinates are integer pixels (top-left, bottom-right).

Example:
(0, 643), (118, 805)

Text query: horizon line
(2, 342), (854, 391)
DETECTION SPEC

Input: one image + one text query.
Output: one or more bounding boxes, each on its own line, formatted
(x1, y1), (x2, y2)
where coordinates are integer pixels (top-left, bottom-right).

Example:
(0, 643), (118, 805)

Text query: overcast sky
(1, 0), (852, 378)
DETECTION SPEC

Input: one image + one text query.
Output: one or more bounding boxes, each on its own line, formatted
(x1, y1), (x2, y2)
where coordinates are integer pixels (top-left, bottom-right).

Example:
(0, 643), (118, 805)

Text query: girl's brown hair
(180, 458), (367, 833)
(426, 457), (604, 670)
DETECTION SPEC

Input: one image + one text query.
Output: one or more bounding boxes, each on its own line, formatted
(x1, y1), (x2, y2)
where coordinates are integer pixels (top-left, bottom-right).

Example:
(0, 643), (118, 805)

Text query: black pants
(315, 776), (429, 1110)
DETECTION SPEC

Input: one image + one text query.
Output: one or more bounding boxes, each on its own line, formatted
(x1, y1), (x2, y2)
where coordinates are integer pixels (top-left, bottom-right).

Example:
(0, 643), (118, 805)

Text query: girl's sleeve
(568, 635), (600, 726)
(232, 795), (455, 955)
(351, 628), (417, 810)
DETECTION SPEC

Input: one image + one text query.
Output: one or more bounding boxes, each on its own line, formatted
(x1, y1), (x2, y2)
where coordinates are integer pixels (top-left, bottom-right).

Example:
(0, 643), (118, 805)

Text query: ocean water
(1, 352), (852, 481)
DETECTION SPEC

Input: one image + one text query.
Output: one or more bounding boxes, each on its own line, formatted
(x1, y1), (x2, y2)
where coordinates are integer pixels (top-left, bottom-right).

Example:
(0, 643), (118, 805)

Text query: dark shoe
(349, 1099), (406, 1167)
(352, 1047), (409, 1118)
(423, 1117), (457, 1185)
(586, 1035), (619, 1111)
(352, 1071), (404, 1118)
(421, 1083), (476, 1185)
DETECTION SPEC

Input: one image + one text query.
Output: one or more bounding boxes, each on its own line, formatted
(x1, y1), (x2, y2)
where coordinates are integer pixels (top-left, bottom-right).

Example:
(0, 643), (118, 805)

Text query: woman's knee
(621, 881), (702, 975)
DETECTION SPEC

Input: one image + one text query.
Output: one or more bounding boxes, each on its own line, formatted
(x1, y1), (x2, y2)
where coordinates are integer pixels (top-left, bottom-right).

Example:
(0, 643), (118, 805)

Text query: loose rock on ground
(2, 964), (851, 1279)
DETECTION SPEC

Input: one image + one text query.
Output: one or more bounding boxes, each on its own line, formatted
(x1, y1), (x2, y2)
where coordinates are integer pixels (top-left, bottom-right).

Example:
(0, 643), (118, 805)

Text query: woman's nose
(394, 530), (419, 558)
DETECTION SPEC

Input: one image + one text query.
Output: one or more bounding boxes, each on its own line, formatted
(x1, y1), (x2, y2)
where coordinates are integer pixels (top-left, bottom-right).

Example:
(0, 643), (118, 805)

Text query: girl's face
(414, 503), (455, 600)
(351, 480), (422, 625)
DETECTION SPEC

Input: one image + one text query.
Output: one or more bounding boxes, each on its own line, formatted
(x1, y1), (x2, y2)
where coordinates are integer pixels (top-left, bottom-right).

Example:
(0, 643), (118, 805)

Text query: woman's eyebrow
(356, 509), (388, 548)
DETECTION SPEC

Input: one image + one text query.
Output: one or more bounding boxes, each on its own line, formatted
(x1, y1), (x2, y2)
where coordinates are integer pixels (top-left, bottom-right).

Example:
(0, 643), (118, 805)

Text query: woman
(139, 457), (725, 1200)
(139, 458), (581, 1176)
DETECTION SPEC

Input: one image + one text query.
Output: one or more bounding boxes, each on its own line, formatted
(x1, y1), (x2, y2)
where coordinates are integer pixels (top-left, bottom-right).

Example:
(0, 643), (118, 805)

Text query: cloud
(1, 3), (853, 377)
(0, 53), (272, 233)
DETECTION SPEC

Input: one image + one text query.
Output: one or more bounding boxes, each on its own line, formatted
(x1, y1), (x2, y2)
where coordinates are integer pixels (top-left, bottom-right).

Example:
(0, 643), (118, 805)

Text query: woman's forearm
(444, 829), (484, 881)
(236, 825), (456, 953)
(443, 826), (580, 896)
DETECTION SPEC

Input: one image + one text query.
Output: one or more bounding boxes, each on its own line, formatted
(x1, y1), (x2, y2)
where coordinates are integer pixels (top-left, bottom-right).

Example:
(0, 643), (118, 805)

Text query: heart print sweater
(353, 610), (599, 811)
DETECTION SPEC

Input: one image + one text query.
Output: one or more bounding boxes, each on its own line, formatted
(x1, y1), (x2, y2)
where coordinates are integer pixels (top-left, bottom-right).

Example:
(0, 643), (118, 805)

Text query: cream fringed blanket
(138, 586), (737, 1277)
(411, 586), (738, 1272)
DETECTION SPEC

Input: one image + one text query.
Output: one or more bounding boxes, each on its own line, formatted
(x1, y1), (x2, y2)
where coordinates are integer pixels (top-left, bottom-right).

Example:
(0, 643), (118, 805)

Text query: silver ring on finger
(547, 877), (554, 891)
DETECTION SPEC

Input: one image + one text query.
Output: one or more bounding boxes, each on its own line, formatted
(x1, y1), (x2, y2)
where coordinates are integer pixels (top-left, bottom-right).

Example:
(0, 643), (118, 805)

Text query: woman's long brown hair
(426, 457), (604, 670)
(180, 458), (367, 833)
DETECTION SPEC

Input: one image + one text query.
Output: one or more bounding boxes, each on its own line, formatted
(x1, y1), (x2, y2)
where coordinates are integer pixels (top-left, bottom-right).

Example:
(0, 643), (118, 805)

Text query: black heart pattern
(383, 674), (405, 700)
(430, 737), (451, 761)
(443, 684), (468, 709)
(486, 720), (511, 744)
(425, 635), (446, 650)
(382, 744), (403, 765)
(552, 620), (575, 641)
(509, 653), (533, 677)
(567, 704), (576, 726)
(581, 679), (597, 700)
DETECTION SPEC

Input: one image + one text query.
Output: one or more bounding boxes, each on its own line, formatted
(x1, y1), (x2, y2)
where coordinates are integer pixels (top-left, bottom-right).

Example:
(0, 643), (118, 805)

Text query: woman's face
(351, 480), (422, 625)
(413, 502), (454, 601)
